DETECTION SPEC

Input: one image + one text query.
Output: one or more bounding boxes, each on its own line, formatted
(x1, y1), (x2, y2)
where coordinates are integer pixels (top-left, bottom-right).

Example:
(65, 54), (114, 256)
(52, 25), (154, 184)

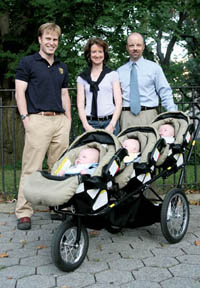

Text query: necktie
(130, 63), (141, 115)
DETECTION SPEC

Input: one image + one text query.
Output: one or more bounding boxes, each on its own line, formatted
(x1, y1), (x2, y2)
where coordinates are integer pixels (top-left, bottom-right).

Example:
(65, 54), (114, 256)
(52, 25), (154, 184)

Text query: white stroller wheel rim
(166, 194), (188, 236)
(60, 227), (85, 264)
(51, 220), (89, 272)
(161, 188), (189, 243)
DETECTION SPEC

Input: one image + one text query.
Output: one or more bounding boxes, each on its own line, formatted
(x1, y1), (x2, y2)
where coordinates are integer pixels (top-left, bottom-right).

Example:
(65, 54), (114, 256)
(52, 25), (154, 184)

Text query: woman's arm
(77, 82), (94, 132)
(105, 79), (122, 133)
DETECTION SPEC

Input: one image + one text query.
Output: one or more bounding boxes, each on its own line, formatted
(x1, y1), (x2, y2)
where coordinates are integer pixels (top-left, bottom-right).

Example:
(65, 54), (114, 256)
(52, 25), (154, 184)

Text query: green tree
(1, 0), (200, 86)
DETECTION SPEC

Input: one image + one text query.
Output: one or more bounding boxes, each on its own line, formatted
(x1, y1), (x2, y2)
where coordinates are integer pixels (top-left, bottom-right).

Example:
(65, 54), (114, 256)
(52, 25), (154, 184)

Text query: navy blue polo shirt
(15, 52), (69, 113)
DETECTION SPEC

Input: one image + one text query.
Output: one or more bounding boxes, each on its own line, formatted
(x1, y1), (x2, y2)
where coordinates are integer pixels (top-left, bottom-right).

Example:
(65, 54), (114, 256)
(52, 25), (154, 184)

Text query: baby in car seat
(159, 124), (175, 144)
(60, 147), (100, 176)
(122, 138), (141, 164)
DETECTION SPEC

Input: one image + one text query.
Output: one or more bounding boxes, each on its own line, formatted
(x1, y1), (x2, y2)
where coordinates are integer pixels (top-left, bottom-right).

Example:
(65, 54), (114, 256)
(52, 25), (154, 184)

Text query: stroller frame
(51, 115), (200, 272)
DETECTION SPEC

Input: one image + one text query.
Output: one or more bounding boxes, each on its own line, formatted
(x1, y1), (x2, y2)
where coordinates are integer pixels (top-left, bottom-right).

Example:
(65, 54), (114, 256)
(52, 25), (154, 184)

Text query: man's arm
(15, 79), (29, 128)
(61, 88), (72, 122)
(155, 67), (178, 112)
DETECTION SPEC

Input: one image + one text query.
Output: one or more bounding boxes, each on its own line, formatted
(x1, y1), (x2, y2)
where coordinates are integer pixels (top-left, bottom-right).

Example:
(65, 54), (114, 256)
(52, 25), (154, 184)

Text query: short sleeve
(15, 57), (30, 82)
(77, 76), (86, 85)
(62, 63), (69, 88)
(111, 71), (120, 82)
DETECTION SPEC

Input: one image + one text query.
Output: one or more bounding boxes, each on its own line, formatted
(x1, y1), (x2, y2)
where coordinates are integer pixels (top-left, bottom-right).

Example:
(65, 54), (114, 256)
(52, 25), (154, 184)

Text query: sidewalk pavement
(0, 197), (200, 288)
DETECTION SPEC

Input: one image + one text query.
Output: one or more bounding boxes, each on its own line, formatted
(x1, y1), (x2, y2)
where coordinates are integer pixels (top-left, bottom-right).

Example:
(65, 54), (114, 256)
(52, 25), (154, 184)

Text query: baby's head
(159, 124), (175, 137)
(122, 138), (140, 155)
(75, 148), (100, 165)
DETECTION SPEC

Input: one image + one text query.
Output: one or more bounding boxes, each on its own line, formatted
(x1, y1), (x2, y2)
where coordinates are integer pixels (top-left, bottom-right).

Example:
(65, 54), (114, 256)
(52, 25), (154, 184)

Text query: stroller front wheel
(51, 219), (89, 272)
(160, 188), (189, 244)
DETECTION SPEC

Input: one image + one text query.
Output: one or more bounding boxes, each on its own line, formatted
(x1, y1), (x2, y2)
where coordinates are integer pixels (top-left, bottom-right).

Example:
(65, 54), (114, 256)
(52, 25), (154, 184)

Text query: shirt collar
(33, 52), (60, 64)
(128, 56), (144, 68)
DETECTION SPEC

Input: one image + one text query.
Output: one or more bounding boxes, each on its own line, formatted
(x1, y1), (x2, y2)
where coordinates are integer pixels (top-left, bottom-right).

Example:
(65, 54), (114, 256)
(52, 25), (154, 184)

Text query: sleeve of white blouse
(77, 76), (85, 84)
(112, 71), (120, 82)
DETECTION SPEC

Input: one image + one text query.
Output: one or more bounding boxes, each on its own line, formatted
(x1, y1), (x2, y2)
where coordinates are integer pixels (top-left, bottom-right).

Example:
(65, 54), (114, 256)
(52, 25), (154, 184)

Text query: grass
(154, 164), (200, 194)
(0, 168), (21, 200)
(0, 159), (48, 200)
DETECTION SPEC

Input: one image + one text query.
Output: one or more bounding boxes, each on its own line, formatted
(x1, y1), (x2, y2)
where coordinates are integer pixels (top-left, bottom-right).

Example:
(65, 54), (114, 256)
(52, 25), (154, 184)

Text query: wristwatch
(20, 114), (29, 120)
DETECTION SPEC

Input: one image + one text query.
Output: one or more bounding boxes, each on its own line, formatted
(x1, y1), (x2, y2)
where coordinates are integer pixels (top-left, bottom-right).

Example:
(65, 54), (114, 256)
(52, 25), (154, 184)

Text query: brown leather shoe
(17, 217), (31, 230)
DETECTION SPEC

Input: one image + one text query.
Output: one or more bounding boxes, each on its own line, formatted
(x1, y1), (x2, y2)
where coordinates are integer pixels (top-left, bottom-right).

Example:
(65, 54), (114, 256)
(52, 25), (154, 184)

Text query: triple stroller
(24, 111), (200, 272)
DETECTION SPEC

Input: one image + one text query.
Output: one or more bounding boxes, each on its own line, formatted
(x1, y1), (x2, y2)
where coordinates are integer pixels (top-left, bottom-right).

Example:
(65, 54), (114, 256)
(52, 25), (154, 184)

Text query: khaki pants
(120, 109), (158, 131)
(15, 114), (71, 219)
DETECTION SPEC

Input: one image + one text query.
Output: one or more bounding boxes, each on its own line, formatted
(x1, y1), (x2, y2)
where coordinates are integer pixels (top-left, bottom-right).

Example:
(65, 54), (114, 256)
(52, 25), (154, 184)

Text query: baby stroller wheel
(160, 188), (189, 244)
(51, 219), (89, 272)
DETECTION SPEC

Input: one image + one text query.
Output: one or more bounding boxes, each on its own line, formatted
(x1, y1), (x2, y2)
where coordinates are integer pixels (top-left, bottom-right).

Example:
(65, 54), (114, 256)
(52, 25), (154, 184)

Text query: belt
(86, 115), (113, 121)
(37, 111), (62, 116)
(122, 106), (158, 111)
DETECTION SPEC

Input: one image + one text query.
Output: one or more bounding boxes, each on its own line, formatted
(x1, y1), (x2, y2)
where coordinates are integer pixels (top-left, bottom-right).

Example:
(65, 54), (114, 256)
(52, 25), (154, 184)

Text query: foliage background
(0, 0), (200, 195)
(0, 0), (200, 88)
(0, 0), (199, 164)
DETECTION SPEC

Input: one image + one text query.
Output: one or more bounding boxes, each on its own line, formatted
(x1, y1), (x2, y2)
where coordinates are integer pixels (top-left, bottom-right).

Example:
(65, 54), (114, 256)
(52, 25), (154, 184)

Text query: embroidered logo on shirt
(59, 68), (64, 74)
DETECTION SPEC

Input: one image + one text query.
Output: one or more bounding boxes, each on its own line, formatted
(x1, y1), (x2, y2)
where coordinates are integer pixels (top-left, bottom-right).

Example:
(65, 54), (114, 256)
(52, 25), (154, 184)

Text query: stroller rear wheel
(160, 188), (189, 244)
(51, 219), (89, 272)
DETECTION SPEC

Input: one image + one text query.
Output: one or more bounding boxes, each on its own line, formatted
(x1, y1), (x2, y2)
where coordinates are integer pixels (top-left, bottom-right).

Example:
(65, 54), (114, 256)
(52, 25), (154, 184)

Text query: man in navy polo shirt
(15, 23), (71, 230)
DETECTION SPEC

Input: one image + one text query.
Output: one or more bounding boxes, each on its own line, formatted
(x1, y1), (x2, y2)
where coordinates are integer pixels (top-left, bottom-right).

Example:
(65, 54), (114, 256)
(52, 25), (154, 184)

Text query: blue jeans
(87, 119), (120, 135)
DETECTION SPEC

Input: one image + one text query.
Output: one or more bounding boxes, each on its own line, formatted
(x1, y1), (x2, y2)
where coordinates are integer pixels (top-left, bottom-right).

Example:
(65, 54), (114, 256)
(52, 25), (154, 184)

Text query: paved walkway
(0, 203), (200, 288)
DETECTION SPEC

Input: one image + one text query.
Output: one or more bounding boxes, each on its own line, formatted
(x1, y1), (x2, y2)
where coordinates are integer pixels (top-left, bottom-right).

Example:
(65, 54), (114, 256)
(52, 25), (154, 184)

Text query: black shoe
(17, 217), (31, 230)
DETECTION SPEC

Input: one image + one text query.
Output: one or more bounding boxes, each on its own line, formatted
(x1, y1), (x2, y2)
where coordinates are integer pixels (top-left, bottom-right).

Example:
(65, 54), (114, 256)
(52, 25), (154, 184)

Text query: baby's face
(159, 124), (175, 137)
(123, 139), (140, 154)
(75, 148), (99, 165)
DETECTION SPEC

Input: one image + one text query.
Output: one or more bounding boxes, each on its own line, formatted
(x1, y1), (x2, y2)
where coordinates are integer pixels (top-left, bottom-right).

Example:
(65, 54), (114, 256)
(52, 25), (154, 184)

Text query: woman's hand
(105, 122), (115, 134)
(84, 123), (95, 132)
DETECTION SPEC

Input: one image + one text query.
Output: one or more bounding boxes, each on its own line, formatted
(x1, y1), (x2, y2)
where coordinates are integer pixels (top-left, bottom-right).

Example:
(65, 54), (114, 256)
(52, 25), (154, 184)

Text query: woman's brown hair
(84, 38), (109, 66)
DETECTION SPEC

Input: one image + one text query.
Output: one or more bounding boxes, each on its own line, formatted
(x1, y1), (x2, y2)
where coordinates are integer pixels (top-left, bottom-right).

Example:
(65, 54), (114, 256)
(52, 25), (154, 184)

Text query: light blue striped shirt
(117, 57), (177, 111)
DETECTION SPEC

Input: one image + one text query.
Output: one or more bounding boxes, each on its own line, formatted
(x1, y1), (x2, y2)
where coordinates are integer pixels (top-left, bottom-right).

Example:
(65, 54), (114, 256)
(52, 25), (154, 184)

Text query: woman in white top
(77, 38), (122, 135)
